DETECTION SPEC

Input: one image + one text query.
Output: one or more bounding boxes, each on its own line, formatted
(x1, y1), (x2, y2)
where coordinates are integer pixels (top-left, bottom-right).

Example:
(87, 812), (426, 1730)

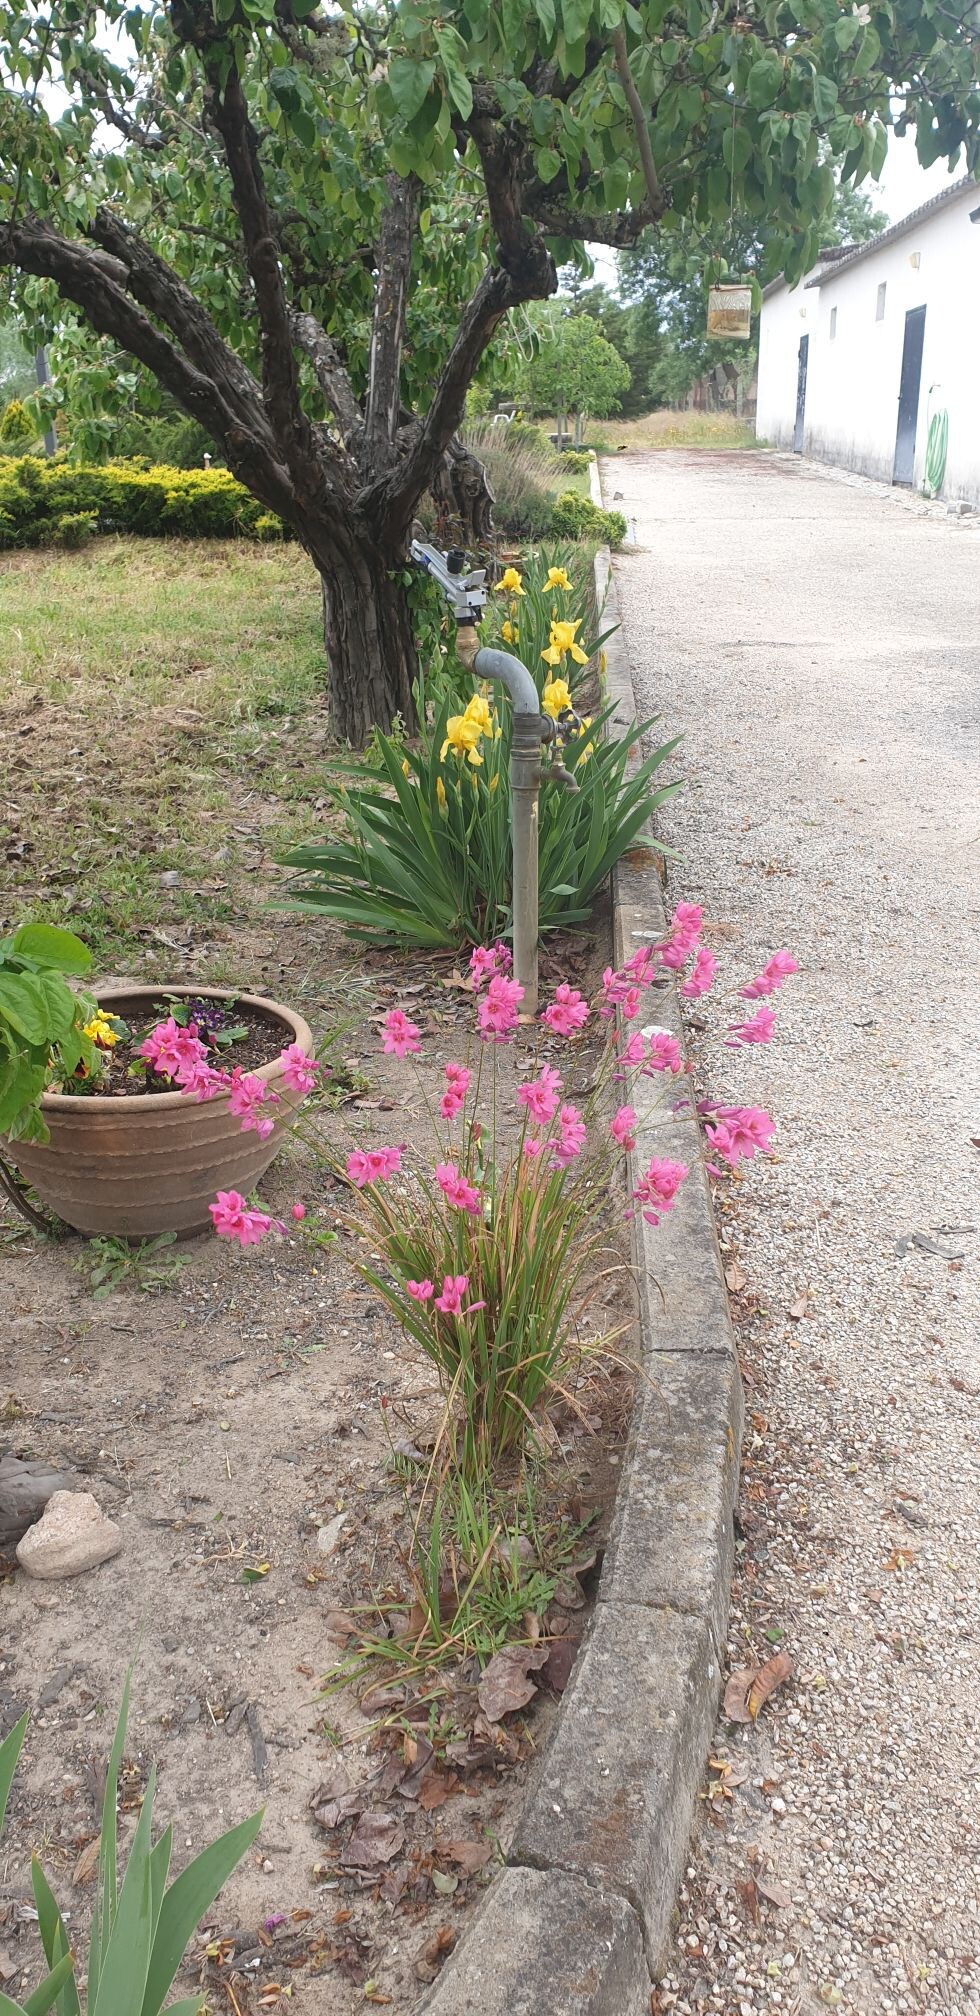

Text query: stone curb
(420, 508), (742, 2015)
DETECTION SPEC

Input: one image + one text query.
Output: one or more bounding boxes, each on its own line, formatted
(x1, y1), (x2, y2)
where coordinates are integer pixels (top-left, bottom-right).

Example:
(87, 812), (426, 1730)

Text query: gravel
(607, 449), (980, 2016)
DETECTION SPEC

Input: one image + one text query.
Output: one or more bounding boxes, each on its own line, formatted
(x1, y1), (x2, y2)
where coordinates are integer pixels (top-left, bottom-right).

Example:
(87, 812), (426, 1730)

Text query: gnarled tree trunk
(316, 525), (418, 746)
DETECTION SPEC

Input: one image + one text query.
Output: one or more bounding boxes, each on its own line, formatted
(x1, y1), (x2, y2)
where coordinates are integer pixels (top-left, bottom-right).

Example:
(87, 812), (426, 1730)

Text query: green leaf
(812, 73), (839, 119)
(746, 57), (782, 108)
(0, 973), (49, 1043)
(23, 1956), (77, 2016)
(140, 1811), (263, 2016)
(8, 924), (91, 973)
(0, 1715), (28, 1838)
(92, 1766), (158, 2016)
(535, 146), (562, 183)
(30, 1861), (80, 2016)
(388, 57), (436, 121)
(290, 106), (317, 147)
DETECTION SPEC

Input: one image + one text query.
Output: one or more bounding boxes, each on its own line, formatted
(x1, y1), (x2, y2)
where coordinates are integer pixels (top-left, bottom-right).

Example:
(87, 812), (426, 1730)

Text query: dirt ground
(0, 920), (627, 2016)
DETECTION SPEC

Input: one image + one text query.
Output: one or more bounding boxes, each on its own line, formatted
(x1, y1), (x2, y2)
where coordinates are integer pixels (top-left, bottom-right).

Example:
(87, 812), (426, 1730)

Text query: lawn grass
(0, 537), (328, 974)
(585, 410), (761, 452)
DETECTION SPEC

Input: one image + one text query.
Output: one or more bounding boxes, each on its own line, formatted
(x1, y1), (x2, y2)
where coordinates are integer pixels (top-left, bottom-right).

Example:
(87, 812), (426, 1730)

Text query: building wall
(756, 186), (980, 503)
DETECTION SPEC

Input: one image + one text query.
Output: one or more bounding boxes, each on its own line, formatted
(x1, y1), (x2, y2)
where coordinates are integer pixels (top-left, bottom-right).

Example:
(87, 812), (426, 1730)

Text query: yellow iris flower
(544, 566), (573, 591)
(541, 617), (589, 667)
(501, 620), (519, 644)
(83, 1014), (119, 1048)
(463, 691), (494, 736)
(495, 566), (524, 596)
(542, 676), (573, 720)
(436, 776), (448, 812)
(441, 713), (484, 765)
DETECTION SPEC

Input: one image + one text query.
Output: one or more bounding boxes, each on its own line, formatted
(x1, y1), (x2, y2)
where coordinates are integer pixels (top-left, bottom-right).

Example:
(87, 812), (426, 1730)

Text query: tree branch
(89, 207), (275, 444)
(0, 213), (296, 518)
(612, 28), (666, 218)
(201, 58), (323, 498)
(364, 173), (418, 461)
(290, 310), (362, 447)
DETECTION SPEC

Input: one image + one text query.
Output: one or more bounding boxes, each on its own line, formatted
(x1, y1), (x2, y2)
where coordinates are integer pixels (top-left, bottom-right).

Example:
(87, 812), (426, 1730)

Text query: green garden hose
(924, 408), (949, 496)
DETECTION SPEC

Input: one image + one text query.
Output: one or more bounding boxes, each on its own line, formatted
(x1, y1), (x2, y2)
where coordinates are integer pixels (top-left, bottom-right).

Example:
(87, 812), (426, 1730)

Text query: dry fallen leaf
(441, 1838), (492, 1874)
(725, 1259), (748, 1293)
(787, 1290), (809, 1320)
(756, 1874), (793, 1909)
(724, 1650), (794, 1723)
(883, 1547), (916, 1572)
(341, 1811), (406, 1870)
(736, 1876), (760, 1925)
(73, 1839), (100, 1886)
(477, 1643), (549, 1723)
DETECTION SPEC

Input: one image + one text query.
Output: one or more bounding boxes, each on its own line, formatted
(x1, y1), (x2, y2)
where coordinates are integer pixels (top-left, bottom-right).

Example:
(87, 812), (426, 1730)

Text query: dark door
(793, 336), (809, 453)
(893, 306), (926, 485)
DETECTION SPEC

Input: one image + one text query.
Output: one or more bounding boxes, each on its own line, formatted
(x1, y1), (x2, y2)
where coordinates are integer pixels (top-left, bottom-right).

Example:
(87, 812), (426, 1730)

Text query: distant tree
(0, 396), (36, 447)
(0, 322), (35, 405)
(619, 185), (888, 410)
(519, 311), (630, 446)
(559, 282), (665, 419)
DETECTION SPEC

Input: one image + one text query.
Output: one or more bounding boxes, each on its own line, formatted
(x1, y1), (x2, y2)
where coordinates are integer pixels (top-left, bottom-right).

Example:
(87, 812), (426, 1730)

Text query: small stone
(317, 1513), (348, 1555)
(16, 1491), (122, 1581)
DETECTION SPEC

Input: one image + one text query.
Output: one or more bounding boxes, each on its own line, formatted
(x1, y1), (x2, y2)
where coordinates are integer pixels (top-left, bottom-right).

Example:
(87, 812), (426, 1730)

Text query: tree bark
(317, 528), (417, 745)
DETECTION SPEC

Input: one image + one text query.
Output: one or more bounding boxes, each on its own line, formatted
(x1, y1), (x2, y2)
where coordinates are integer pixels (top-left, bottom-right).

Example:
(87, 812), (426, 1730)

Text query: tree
(554, 281), (665, 418)
(619, 184), (889, 410)
(1, 1), (977, 740)
(519, 310), (630, 444)
(0, 321), (35, 405)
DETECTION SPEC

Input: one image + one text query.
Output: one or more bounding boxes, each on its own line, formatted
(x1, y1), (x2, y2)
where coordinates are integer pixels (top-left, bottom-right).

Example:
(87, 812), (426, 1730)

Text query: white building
(756, 178), (980, 505)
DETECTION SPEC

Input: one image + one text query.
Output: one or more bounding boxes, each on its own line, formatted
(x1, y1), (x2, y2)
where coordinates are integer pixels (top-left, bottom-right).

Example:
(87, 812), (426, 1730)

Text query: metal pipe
(474, 646), (543, 1014)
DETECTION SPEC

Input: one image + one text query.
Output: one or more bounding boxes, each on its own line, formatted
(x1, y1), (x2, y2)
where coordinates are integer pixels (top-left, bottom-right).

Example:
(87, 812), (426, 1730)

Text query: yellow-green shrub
(0, 454), (286, 549)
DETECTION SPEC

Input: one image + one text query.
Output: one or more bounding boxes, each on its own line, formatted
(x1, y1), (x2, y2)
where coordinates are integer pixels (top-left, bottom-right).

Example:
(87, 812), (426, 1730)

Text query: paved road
(607, 450), (980, 2016)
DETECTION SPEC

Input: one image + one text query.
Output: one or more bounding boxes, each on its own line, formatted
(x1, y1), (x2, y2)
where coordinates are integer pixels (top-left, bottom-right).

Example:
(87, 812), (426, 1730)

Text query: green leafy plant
(0, 1674), (261, 2015)
(75, 1233), (188, 1299)
(52, 510), (96, 550)
(0, 923), (98, 1145)
(557, 449), (593, 473)
(550, 491), (627, 547)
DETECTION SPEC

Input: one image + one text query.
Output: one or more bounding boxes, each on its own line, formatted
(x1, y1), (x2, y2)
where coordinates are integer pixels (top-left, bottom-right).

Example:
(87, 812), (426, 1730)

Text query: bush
(550, 489), (627, 547)
(0, 398), (37, 449)
(0, 454), (285, 549)
(280, 551), (680, 949)
(461, 419), (558, 540)
(53, 508), (97, 549)
(556, 448), (593, 472)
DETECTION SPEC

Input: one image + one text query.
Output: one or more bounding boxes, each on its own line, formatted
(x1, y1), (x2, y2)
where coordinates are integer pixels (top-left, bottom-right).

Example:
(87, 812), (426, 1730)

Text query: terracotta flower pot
(10, 986), (314, 1239)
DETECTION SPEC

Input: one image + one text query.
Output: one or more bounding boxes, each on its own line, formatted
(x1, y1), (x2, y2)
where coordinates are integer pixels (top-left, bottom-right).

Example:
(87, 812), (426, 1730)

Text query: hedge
(0, 455), (285, 550)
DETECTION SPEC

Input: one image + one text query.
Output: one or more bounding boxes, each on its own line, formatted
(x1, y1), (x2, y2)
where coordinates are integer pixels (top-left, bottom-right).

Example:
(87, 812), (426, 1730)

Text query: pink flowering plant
(177, 913), (796, 1477)
(299, 923), (795, 1473)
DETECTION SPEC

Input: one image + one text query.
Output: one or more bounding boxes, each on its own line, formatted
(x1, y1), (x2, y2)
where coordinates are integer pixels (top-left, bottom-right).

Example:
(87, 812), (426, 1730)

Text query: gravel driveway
(607, 449), (980, 2016)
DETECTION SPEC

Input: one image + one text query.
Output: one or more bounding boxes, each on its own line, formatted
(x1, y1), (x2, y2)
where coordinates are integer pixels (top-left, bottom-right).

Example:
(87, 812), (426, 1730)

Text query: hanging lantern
(706, 283), (753, 340)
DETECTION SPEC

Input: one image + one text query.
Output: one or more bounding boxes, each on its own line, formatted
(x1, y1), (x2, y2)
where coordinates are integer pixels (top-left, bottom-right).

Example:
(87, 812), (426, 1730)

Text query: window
(830, 306), (838, 340)
(876, 282), (887, 321)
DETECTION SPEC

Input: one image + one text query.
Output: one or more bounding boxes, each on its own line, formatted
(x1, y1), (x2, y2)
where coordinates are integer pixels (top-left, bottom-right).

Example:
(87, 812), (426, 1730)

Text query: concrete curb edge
(419, 503), (742, 2015)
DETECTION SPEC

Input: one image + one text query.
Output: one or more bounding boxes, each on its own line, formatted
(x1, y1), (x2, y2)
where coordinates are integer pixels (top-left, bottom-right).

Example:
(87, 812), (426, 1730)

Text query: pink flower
(631, 1157), (688, 1226)
(517, 1064), (562, 1127)
(434, 1273), (470, 1315)
(381, 1008), (421, 1058)
(680, 947), (718, 1000)
(726, 1005), (777, 1047)
(739, 950), (799, 999)
(291, 1202), (307, 1221)
(644, 1030), (684, 1075)
(347, 1145), (402, 1187)
(228, 1068), (278, 1141)
(655, 904), (703, 972)
(523, 1138), (544, 1159)
(279, 1042), (319, 1094)
(407, 1278), (434, 1303)
(598, 966), (635, 1019)
(551, 1103), (587, 1168)
(623, 945), (656, 985)
(616, 1031), (647, 1069)
(440, 1061), (471, 1119)
(542, 984), (589, 1036)
(139, 1016), (209, 1083)
(210, 1189), (274, 1246)
(469, 941), (512, 990)
(477, 973), (524, 1042)
(610, 1104), (637, 1150)
(180, 1058), (229, 1102)
(703, 1105), (776, 1168)
(672, 901), (704, 936)
(435, 1161), (482, 1215)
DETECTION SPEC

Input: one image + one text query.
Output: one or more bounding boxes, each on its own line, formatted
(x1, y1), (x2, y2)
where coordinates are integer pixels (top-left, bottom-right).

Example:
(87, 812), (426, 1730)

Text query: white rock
(16, 1491), (121, 1580)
